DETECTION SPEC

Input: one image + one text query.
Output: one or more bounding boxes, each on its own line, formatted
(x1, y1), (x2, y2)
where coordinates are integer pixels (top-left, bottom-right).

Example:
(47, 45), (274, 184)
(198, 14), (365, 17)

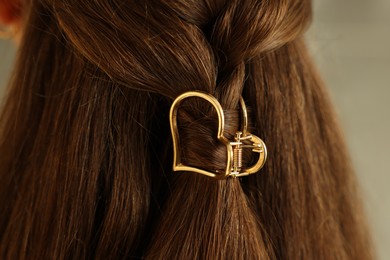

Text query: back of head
(0, 0), (373, 259)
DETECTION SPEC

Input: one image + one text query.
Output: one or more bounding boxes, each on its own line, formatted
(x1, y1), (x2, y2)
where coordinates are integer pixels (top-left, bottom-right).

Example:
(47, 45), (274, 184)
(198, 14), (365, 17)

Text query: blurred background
(0, 0), (389, 258)
(308, 1), (390, 259)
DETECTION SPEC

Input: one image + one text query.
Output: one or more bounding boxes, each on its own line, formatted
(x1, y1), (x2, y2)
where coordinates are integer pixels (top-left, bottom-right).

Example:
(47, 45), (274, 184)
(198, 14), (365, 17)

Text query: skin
(0, 0), (21, 24)
(0, 0), (22, 39)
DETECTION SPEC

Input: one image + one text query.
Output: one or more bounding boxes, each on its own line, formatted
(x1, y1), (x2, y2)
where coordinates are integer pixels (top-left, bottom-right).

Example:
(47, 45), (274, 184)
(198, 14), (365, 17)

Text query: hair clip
(169, 91), (267, 179)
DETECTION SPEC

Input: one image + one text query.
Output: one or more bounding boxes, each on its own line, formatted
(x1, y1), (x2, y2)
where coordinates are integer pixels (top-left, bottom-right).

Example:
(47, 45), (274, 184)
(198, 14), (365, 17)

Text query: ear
(0, 0), (22, 25)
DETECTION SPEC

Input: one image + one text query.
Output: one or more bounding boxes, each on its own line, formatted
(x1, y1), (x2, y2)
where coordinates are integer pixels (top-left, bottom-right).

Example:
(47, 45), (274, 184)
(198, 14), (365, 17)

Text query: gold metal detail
(169, 91), (267, 179)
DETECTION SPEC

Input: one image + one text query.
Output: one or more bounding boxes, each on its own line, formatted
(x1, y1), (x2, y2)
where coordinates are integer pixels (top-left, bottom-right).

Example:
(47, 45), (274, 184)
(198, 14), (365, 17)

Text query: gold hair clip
(169, 91), (267, 179)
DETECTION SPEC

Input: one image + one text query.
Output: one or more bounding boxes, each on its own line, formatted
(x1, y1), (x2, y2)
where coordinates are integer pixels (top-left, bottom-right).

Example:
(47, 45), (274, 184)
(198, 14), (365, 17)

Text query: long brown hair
(0, 0), (373, 259)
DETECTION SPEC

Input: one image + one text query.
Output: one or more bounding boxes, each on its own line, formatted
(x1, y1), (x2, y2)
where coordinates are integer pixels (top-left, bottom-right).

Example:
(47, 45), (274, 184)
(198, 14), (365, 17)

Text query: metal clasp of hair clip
(169, 91), (267, 179)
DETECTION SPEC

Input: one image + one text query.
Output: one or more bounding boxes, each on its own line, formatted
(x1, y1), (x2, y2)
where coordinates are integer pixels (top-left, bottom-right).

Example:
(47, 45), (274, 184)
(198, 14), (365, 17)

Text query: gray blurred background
(0, 0), (389, 258)
(308, 1), (390, 258)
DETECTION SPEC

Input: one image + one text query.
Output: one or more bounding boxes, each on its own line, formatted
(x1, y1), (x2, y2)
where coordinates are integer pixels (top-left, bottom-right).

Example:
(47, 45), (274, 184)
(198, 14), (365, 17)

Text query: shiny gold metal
(169, 91), (267, 179)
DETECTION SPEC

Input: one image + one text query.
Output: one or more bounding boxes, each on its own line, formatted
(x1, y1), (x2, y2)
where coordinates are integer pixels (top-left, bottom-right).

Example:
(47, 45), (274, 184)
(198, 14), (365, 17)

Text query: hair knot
(208, 0), (312, 72)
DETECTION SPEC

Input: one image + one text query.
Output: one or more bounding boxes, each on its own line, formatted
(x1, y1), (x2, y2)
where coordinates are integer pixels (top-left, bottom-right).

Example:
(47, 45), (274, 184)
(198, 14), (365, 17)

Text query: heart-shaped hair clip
(169, 91), (267, 179)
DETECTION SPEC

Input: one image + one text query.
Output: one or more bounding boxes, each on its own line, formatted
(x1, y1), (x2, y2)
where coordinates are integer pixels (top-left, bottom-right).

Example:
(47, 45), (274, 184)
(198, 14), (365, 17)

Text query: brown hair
(0, 0), (373, 259)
